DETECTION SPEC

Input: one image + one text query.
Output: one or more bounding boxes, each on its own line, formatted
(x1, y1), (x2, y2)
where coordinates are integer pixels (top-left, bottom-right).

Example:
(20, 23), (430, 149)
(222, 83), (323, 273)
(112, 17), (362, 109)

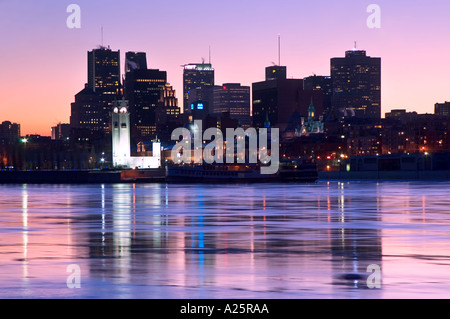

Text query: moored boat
(165, 159), (318, 183)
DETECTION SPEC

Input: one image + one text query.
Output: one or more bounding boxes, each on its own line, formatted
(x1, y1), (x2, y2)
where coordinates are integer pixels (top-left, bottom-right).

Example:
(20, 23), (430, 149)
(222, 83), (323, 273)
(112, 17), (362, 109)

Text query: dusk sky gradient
(2, 0), (450, 135)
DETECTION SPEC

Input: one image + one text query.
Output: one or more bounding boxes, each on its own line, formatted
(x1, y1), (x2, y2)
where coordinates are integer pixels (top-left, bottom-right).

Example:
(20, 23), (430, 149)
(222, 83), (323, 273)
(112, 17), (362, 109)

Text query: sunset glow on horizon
(2, 0), (450, 136)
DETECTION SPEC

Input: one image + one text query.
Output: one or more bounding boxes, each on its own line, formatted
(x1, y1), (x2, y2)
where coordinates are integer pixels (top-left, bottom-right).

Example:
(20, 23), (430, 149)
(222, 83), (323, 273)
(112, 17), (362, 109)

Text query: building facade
(124, 67), (167, 142)
(331, 50), (381, 119)
(112, 100), (161, 169)
(183, 63), (214, 114)
(0, 121), (20, 144)
(435, 102), (450, 116)
(70, 47), (122, 134)
(210, 83), (251, 128)
(51, 123), (70, 141)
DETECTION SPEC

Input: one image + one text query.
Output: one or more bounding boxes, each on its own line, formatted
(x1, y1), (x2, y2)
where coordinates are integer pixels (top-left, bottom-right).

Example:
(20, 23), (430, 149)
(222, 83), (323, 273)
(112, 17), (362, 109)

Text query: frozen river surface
(1, 181), (450, 299)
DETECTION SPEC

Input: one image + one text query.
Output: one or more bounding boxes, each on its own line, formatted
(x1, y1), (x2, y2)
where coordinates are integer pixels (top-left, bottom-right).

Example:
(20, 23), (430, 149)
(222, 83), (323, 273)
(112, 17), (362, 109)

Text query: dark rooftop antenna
(278, 34), (281, 66)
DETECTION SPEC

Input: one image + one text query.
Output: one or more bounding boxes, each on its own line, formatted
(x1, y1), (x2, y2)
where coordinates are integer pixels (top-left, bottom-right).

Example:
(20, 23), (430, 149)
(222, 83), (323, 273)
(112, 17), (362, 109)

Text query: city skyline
(2, 0), (450, 135)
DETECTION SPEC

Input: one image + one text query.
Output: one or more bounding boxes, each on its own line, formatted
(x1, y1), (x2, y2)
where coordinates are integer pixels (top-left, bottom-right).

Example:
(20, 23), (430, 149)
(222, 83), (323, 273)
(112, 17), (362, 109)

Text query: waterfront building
(124, 66), (167, 142)
(51, 123), (70, 141)
(155, 83), (182, 143)
(112, 100), (161, 169)
(70, 46), (122, 134)
(435, 102), (450, 116)
(0, 121), (20, 144)
(331, 49), (381, 119)
(210, 83), (251, 128)
(382, 112), (450, 154)
(183, 63), (214, 114)
(303, 75), (333, 119)
(253, 66), (324, 132)
(297, 99), (324, 136)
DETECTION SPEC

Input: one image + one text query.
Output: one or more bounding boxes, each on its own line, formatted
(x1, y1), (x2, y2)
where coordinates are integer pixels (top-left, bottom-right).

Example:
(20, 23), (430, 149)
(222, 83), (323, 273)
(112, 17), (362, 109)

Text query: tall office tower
(71, 47), (122, 134)
(125, 52), (148, 73)
(304, 75), (333, 119)
(253, 66), (322, 132)
(70, 84), (103, 132)
(156, 83), (180, 121)
(155, 84), (181, 142)
(183, 63), (215, 114)
(124, 67), (167, 142)
(211, 83), (251, 128)
(87, 47), (121, 94)
(265, 65), (287, 81)
(0, 121), (20, 144)
(331, 50), (381, 119)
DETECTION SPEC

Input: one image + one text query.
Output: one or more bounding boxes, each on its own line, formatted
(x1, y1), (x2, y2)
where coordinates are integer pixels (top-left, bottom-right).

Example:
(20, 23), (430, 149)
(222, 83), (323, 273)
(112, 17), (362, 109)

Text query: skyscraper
(211, 83), (251, 128)
(155, 83), (181, 142)
(265, 66), (287, 81)
(253, 65), (323, 132)
(0, 121), (20, 144)
(331, 50), (381, 119)
(304, 75), (333, 119)
(125, 52), (148, 73)
(87, 47), (121, 95)
(252, 77), (305, 131)
(124, 67), (167, 142)
(71, 46), (122, 134)
(183, 63), (214, 114)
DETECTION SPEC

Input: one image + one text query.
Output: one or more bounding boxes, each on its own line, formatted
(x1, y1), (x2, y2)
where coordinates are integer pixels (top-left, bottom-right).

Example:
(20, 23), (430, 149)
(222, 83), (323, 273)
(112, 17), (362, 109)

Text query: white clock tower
(112, 99), (131, 167)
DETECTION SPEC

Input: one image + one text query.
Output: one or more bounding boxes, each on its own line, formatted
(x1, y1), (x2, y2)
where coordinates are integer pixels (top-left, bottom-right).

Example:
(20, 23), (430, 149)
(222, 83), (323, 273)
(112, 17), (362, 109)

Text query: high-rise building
(71, 47), (122, 134)
(210, 83), (251, 128)
(0, 121), (20, 144)
(125, 52), (148, 73)
(156, 84), (180, 124)
(253, 77), (306, 131)
(265, 66), (287, 81)
(155, 84), (181, 142)
(435, 102), (450, 116)
(304, 75), (333, 119)
(88, 47), (121, 94)
(331, 50), (381, 119)
(70, 84), (104, 132)
(253, 65), (324, 132)
(124, 67), (167, 141)
(183, 63), (214, 114)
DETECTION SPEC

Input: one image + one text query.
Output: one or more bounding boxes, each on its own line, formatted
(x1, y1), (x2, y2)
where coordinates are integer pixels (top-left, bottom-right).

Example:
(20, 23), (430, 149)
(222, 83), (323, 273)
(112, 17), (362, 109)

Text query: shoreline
(1, 169), (450, 184)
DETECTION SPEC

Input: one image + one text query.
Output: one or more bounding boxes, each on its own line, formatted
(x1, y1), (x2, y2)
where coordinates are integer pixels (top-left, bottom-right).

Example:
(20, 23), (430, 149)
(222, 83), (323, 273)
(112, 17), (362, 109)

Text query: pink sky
(1, 0), (450, 136)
